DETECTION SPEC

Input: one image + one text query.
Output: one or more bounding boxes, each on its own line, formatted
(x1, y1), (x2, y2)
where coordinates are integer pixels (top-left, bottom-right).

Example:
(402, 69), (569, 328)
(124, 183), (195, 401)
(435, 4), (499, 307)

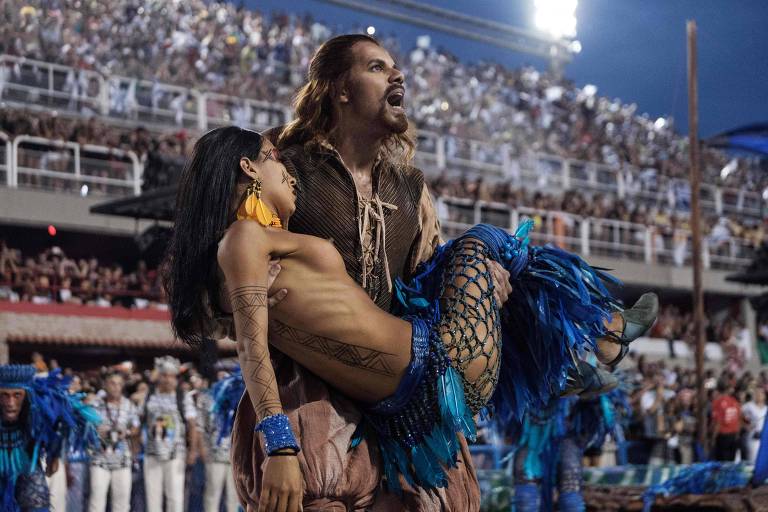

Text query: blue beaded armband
(254, 414), (300, 455)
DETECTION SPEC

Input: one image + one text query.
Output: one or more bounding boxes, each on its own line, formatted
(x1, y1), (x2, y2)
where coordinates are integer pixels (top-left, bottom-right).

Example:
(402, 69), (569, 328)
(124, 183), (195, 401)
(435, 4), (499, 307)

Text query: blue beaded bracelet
(254, 413), (300, 455)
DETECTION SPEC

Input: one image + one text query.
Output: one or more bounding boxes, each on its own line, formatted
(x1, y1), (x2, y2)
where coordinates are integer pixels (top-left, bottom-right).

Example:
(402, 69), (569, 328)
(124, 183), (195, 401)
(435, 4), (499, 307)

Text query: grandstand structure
(0, 8), (765, 371)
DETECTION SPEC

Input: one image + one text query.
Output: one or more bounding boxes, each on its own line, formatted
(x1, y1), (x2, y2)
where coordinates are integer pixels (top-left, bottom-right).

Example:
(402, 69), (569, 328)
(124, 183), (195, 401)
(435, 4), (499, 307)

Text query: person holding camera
(89, 371), (140, 512)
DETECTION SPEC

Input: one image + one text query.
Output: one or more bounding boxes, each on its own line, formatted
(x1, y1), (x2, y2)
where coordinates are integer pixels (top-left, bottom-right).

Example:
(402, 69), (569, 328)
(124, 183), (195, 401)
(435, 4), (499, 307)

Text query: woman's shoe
(561, 359), (618, 399)
(602, 292), (659, 367)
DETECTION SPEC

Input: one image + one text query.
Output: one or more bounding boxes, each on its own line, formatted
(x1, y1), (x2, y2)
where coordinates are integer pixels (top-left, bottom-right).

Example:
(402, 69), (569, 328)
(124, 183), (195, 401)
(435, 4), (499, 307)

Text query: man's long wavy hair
(278, 34), (415, 166)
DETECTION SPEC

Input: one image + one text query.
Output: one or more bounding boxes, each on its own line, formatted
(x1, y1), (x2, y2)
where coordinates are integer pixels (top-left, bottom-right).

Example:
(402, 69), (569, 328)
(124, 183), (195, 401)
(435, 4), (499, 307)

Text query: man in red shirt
(711, 382), (742, 461)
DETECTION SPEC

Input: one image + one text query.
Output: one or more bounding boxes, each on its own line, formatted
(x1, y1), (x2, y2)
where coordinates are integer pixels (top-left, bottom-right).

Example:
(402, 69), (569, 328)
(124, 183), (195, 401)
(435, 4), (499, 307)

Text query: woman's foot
(597, 292), (659, 367)
(561, 359), (618, 399)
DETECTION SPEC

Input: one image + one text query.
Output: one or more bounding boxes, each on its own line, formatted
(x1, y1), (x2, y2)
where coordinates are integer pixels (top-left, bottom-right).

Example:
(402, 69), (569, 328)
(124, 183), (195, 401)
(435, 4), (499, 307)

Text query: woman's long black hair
(163, 126), (264, 346)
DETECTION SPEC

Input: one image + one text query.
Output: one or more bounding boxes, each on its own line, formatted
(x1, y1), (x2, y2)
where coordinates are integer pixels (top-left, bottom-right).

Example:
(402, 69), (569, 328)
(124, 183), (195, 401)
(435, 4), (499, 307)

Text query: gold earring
(236, 179), (282, 228)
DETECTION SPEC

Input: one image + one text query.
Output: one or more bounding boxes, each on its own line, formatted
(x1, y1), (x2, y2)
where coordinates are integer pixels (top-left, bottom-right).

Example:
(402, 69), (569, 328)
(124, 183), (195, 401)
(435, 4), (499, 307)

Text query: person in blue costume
(512, 386), (630, 512)
(0, 365), (100, 512)
(164, 127), (658, 510)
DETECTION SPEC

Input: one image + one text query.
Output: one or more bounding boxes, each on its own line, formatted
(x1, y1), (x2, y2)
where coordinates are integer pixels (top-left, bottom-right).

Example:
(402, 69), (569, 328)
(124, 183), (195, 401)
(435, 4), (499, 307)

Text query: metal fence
(0, 132), (9, 187)
(438, 196), (755, 271)
(10, 135), (140, 196)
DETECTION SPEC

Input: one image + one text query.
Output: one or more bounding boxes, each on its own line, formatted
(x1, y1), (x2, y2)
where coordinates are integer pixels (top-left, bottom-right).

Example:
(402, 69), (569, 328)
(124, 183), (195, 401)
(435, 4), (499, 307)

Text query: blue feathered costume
(360, 222), (621, 491)
(0, 365), (100, 512)
(512, 386), (630, 512)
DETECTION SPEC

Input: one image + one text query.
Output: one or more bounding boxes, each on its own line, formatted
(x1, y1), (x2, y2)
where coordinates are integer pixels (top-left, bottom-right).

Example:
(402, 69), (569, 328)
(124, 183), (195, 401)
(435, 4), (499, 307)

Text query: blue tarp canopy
(707, 123), (768, 157)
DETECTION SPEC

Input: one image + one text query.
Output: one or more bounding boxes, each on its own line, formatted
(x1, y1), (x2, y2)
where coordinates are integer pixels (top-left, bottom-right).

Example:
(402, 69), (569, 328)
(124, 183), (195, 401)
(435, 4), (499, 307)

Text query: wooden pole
(687, 20), (707, 452)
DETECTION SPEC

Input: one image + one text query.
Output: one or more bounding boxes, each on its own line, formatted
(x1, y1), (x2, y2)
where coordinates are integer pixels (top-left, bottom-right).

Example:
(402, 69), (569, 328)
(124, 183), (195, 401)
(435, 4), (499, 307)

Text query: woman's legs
(434, 237), (501, 412)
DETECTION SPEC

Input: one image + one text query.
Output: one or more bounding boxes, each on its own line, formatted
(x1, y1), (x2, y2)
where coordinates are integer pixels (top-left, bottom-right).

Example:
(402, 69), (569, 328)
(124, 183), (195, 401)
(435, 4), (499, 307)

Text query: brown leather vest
(281, 143), (424, 312)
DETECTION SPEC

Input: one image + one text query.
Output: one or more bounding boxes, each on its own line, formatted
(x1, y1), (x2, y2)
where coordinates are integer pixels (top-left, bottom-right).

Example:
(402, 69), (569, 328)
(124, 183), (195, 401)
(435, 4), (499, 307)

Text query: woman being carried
(164, 127), (657, 512)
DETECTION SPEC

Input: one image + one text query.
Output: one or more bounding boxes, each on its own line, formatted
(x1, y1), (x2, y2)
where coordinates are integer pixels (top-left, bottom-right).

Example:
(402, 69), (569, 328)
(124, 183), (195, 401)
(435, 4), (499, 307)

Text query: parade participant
(179, 32), (511, 512)
(513, 386), (630, 512)
(88, 372), (140, 512)
(0, 365), (100, 512)
(203, 370), (244, 512)
(141, 357), (198, 512)
(242, 32), (613, 511)
(164, 124), (657, 511)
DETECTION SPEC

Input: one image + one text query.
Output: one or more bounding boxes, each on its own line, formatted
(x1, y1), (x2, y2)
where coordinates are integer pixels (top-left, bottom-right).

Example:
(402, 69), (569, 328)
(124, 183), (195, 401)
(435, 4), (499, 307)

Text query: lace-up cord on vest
(358, 194), (398, 294)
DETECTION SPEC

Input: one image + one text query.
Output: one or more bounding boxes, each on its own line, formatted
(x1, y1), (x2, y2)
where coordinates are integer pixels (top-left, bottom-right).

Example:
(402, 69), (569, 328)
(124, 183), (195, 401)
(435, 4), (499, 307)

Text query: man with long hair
(230, 34), (512, 510)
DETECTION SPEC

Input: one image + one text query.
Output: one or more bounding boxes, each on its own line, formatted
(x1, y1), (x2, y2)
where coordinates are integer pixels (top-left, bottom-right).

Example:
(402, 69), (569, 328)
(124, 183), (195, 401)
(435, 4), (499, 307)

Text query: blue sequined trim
(255, 414), (300, 455)
(369, 317), (430, 415)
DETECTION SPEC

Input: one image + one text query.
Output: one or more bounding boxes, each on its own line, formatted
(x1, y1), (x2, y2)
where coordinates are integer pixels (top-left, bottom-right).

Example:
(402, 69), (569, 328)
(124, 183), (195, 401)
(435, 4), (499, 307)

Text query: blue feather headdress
(0, 366), (101, 512)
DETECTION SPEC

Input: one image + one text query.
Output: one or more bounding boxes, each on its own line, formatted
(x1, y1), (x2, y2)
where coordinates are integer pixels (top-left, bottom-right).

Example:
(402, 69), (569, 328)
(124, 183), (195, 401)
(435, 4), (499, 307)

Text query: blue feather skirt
(361, 221), (621, 491)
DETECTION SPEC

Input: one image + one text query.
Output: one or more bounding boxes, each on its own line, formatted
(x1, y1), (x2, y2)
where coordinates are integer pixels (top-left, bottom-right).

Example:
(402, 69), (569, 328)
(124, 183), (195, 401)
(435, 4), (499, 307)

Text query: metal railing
(202, 92), (292, 132)
(0, 132), (10, 187)
(106, 75), (201, 130)
(438, 196), (755, 270)
(10, 135), (140, 196)
(0, 54), (765, 218)
(0, 55), (105, 114)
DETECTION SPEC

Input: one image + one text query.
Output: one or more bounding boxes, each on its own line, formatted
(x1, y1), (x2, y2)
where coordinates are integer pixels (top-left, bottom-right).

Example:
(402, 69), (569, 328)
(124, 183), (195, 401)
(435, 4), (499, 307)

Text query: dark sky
(244, 0), (768, 137)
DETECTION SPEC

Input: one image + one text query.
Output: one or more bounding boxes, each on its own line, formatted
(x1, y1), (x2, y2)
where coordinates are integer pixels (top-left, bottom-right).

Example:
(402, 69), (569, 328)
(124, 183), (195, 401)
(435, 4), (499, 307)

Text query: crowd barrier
(438, 196), (755, 271)
(5, 133), (140, 196)
(1, 54), (764, 219)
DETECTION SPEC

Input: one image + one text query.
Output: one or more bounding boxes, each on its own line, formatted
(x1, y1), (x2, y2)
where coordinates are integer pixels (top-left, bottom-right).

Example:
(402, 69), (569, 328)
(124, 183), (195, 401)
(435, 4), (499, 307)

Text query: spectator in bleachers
(711, 381), (743, 461)
(743, 388), (767, 463)
(639, 373), (675, 465)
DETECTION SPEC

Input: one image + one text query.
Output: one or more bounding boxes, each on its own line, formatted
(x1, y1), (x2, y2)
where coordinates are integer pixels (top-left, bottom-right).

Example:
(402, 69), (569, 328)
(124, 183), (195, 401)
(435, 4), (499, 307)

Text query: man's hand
(267, 258), (288, 308)
(488, 260), (512, 306)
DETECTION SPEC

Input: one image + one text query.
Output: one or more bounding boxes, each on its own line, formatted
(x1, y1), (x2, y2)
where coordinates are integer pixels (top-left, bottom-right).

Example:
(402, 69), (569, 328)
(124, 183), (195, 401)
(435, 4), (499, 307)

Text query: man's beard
(377, 103), (409, 135)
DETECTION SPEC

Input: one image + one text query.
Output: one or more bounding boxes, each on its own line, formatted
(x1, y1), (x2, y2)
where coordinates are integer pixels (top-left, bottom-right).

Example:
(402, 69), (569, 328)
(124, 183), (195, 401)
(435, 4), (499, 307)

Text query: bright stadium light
(534, 0), (578, 39)
(366, 25), (376, 35)
(569, 40), (582, 53)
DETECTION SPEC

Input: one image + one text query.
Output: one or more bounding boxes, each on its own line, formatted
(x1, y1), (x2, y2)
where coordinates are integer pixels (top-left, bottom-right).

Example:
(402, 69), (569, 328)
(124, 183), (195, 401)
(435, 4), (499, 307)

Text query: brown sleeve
(408, 183), (444, 275)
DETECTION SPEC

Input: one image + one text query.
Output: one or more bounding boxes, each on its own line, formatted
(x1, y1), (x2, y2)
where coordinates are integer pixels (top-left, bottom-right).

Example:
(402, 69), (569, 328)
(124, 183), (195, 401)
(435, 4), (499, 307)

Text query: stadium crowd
(12, 348), (767, 511)
(620, 355), (767, 466)
(2, 0), (766, 195)
(0, 241), (166, 308)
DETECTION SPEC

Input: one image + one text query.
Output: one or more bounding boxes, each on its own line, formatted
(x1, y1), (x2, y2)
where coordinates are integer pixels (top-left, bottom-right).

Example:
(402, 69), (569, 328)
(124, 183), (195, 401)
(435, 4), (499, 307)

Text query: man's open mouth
(386, 88), (405, 110)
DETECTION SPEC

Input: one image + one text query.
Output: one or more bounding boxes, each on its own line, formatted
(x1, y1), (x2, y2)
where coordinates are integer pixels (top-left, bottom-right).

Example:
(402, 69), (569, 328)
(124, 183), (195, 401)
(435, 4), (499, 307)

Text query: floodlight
(534, 0), (578, 39)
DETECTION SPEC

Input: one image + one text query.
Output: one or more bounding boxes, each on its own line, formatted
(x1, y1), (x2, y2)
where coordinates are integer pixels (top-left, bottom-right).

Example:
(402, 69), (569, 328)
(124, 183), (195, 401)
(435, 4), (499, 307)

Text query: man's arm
(184, 393), (199, 464)
(409, 183), (444, 274)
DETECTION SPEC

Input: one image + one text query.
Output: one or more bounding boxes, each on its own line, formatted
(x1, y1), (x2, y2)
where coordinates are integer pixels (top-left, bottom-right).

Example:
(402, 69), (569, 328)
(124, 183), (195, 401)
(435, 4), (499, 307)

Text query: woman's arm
(219, 221), (282, 422)
(218, 221), (302, 512)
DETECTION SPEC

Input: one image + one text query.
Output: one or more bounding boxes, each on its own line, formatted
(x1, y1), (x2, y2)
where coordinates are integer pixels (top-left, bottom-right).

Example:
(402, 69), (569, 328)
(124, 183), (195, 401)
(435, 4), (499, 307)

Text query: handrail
(80, 144), (142, 195)
(0, 131), (10, 187)
(11, 135), (137, 194)
(438, 196), (755, 270)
